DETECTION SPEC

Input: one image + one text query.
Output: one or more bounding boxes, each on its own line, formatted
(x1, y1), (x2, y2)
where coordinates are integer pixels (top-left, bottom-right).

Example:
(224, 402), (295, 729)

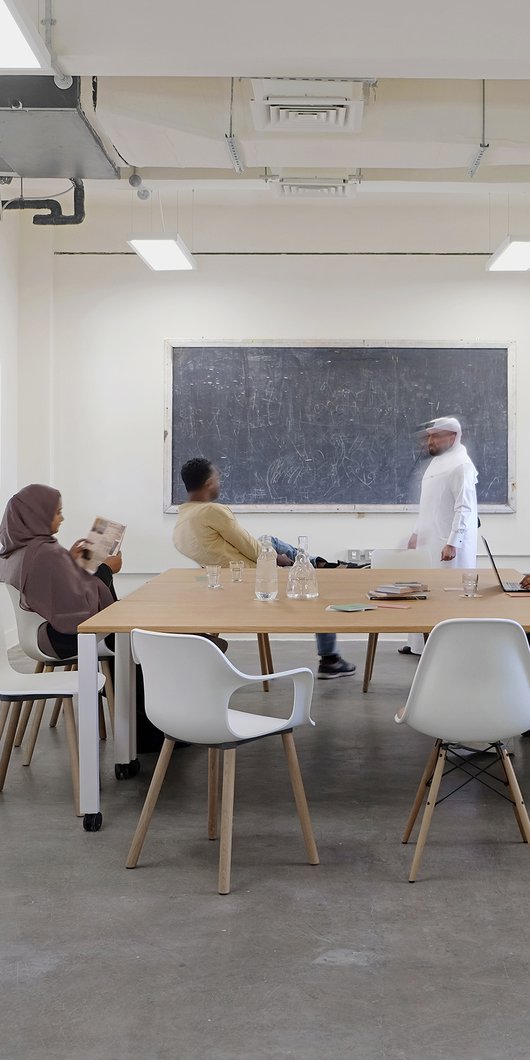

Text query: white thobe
(408, 442), (478, 654)
(415, 442), (478, 570)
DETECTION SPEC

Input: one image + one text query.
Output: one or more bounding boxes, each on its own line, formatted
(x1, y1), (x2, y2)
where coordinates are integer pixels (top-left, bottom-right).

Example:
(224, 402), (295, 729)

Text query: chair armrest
(238, 667), (315, 728)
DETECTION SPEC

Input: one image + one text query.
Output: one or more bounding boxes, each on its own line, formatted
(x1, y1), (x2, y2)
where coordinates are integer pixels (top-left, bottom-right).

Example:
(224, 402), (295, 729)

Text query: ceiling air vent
(250, 79), (366, 134)
(268, 173), (361, 198)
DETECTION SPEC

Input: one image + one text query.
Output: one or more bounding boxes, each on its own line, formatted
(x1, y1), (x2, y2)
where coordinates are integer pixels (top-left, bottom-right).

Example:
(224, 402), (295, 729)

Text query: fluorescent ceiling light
(486, 236), (530, 271)
(0, 0), (50, 69)
(127, 236), (197, 271)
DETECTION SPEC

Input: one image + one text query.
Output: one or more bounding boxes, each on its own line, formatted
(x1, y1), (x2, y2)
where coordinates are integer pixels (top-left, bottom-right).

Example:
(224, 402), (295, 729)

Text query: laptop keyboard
(504, 580), (523, 591)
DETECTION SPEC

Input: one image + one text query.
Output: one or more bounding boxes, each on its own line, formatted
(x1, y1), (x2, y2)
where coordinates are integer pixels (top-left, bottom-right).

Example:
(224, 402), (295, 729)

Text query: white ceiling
(8, 1), (530, 202)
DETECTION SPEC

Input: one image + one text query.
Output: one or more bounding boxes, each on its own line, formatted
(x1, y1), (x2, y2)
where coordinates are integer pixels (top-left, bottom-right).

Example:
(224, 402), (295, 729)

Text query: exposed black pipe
(2, 178), (85, 225)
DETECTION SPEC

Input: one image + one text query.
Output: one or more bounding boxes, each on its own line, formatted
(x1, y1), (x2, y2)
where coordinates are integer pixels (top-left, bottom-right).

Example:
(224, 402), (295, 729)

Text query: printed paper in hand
(78, 516), (126, 574)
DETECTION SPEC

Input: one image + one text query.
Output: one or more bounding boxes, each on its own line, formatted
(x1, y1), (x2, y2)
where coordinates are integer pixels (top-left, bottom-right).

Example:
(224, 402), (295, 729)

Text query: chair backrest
(4, 583), (52, 662)
(398, 618), (530, 743)
(131, 630), (257, 744)
(371, 548), (431, 569)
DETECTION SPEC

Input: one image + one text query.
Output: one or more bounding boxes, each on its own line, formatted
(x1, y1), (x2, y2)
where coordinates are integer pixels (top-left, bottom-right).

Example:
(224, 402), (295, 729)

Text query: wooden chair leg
(0, 701), (22, 790)
(126, 737), (176, 868)
(100, 660), (115, 735)
(362, 633), (378, 693)
(48, 698), (63, 728)
(499, 745), (530, 843)
(218, 748), (237, 894)
(281, 731), (319, 865)
(0, 700), (10, 740)
(98, 695), (107, 741)
(402, 740), (442, 843)
(22, 697), (48, 766)
(408, 746), (446, 882)
(62, 697), (81, 816)
(263, 633), (274, 675)
(49, 664), (75, 728)
(257, 633), (271, 692)
(14, 701), (34, 746)
(208, 747), (220, 839)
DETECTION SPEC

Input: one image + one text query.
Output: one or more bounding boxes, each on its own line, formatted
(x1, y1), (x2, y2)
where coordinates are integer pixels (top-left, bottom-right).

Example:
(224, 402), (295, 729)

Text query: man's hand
(408, 533), (418, 550)
(521, 575), (530, 590)
(441, 545), (456, 562)
(276, 553), (293, 567)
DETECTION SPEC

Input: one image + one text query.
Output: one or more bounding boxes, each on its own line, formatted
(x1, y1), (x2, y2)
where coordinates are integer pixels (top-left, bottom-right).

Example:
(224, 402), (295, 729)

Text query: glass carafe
(286, 536), (319, 599)
(254, 535), (278, 601)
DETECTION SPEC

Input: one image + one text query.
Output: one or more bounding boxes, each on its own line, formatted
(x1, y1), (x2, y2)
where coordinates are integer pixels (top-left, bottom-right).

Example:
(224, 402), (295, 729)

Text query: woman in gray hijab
(0, 483), (119, 659)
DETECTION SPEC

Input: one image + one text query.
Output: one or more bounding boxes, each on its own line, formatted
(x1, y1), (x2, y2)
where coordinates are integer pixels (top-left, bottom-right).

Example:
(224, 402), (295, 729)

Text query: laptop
(482, 536), (530, 594)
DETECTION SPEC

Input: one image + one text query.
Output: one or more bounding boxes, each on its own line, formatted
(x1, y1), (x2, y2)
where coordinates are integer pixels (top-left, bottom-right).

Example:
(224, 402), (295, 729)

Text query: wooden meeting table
(77, 565), (530, 831)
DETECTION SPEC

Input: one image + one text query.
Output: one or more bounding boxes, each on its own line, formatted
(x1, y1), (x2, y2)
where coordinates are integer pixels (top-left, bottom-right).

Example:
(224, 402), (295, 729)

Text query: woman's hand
(103, 551), (123, 574)
(70, 539), (89, 562)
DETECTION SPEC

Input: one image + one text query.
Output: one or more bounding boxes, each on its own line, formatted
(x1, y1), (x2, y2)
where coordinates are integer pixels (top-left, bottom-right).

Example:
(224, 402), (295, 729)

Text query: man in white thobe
(404, 415), (478, 654)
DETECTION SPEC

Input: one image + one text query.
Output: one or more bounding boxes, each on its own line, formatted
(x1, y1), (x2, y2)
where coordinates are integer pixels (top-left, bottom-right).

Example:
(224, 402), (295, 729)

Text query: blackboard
(164, 343), (514, 512)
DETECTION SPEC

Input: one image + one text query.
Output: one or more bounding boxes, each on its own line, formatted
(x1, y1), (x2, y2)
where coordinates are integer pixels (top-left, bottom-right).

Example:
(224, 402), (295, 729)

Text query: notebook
(482, 536), (530, 594)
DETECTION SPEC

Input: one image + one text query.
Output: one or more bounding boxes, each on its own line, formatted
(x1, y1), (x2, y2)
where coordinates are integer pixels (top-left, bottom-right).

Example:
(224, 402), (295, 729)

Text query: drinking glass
(462, 572), (479, 597)
(206, 565), (222, 589)
(229, 560), (244, 582)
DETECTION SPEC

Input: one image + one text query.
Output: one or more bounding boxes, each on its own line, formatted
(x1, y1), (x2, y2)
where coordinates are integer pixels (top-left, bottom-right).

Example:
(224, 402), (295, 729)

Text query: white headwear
(423, 416), (462, 442)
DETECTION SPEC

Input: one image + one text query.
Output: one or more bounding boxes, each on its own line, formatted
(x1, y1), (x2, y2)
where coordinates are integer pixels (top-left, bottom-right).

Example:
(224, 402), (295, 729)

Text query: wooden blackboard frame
(163, 339), (516, 514)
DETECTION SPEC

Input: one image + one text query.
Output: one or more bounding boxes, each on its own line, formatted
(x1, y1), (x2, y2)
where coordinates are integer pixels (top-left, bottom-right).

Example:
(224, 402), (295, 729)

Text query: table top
(78, 567), (530, 635)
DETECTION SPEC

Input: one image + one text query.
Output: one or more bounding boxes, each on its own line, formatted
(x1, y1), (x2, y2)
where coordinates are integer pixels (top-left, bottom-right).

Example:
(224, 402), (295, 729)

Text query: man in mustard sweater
(172, 457), (355, 679)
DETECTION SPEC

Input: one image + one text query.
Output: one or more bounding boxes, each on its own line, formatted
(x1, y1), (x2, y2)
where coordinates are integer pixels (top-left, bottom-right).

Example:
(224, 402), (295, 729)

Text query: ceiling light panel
(0, 0), (49, 70)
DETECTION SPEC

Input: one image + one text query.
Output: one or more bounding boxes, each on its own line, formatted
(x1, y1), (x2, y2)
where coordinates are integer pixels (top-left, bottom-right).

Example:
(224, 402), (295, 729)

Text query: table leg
(114, 632), (138, 779)
(78, 633), (102, 831)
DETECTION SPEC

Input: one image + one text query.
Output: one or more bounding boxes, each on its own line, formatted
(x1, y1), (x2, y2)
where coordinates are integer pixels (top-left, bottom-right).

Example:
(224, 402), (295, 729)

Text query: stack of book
(367, 582), (429, 601)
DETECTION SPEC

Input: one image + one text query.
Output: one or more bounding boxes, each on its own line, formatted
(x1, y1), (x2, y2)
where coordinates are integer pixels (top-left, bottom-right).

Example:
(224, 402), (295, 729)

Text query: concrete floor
(2, 638), (530, 1060)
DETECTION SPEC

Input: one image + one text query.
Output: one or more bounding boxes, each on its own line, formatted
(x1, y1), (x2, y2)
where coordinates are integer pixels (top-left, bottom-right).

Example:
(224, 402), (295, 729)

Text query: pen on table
(374, 602), (412, 609)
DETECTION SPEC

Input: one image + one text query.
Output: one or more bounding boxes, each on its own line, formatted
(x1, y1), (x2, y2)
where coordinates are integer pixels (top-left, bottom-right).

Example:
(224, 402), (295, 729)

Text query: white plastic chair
(395, 618), (530, 882)
(0, 621), (105, 814)
(126, 630), (319, 894)
(362, 548), (431, 692)
(5, 584), (114, 761)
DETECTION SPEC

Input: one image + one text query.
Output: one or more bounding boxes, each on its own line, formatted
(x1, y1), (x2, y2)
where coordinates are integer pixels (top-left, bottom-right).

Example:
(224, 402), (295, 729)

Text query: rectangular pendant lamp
(486, 236), (530, 272)
(127, 236), (196, 271)
(0, 0), (50, 69)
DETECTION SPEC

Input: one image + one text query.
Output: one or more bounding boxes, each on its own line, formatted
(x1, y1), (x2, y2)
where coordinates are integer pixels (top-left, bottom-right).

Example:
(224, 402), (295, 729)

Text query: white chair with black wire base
(5, 584), (114, 762)
(126, 630), (319, 894)
(362, 548), (431, 692)
(396, 617), (530, 882)
(0, 623), (106, 814)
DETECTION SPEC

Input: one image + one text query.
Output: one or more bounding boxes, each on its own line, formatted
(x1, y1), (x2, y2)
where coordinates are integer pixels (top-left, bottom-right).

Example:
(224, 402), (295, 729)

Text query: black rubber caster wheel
(83, 812), (102, 832)
(115, 758), (140, 780)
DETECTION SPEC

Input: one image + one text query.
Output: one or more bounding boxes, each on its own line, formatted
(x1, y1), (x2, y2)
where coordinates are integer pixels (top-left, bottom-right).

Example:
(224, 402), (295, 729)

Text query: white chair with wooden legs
(362, 548), (431, 692)
(126, 630), (319, 894)
(395, 618), (530, 882)
(5, 584), (114, 761)
(0, 622), (105, 814)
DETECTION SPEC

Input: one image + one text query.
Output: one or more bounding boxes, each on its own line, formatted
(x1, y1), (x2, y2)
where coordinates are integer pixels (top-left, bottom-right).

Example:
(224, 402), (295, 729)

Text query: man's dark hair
(181, 457), (213, 493)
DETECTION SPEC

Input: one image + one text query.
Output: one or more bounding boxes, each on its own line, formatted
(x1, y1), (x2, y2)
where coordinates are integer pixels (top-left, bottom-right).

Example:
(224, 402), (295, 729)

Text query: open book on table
(77, 516), (126, 574)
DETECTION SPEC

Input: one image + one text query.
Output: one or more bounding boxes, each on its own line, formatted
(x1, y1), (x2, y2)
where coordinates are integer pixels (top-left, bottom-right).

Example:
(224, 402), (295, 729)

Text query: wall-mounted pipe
(2, 179), (85, 225)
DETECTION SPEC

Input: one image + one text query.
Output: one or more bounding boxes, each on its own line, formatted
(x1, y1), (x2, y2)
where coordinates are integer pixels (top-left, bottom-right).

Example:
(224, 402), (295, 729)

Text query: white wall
(0, 211), (20, 506)
(0, 210), (20, 639)
(14, 193), (530, 580)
